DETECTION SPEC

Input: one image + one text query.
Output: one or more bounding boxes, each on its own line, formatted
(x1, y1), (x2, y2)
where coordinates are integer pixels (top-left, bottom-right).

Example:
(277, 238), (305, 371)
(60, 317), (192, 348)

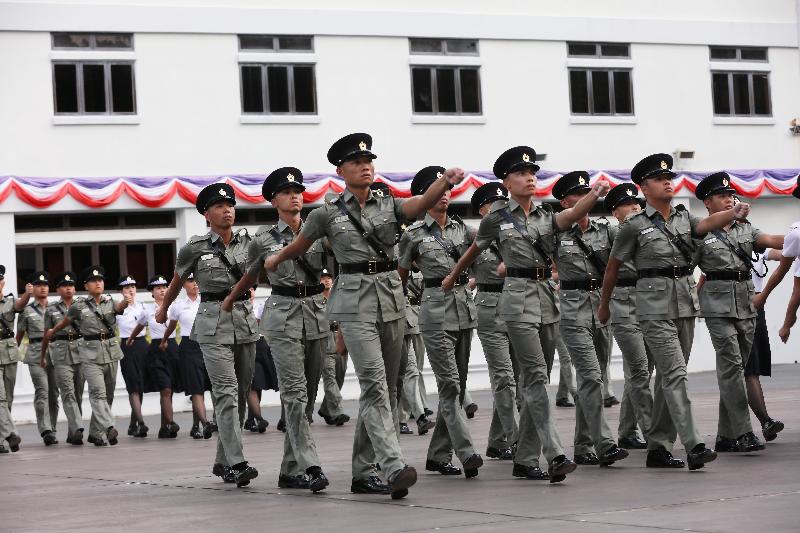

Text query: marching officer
(317, 268), (351, 427)
(224, 167), (331, 493)
(156, 183), (259, 487)
(599, 153), (750, 470)
(694, 172), (783, 453)
(264, 133), (466, 499)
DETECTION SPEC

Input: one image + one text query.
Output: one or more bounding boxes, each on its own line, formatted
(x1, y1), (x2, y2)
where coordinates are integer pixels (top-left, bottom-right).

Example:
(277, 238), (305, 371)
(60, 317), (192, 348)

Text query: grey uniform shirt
(611, 204), (701, 321)
(174, 228), (259, 344)
(247, 220), (329, 341)
(301, 190), (407, 323)
(695, 221), (762, 319)
(474, 199), (560, 325)
(472, 243), (506, 333)
(17, 301), (47, 365)
(399, 214), (477, 332)
(554, 220), (613, 327)
(67, 296), (123, 364)
(609, 261), (641, 325)
(0, 295), (21, 364)
(44, 300), (81, 365)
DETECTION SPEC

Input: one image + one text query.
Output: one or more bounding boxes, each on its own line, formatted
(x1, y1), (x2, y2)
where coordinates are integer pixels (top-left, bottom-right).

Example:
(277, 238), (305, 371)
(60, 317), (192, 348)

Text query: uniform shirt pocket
(195, 302), (222, 334)
(330, 275), (362, 314)
(499, 281), (526, 318)
(420, 289), (446, 324)
(261, 297), (294, 332)
(699, 281), (732, 315)
(636, 277), (668, 316)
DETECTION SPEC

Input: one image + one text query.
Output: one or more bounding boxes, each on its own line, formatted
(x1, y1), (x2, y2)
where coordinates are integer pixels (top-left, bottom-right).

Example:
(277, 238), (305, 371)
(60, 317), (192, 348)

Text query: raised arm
(756, 233), (784, 251)
(695, 202), (750, 236)
(400, 168), (465, 220)
(13, 284), (33, 312)
(554, 181), (610, 231)
(155, 273), (184, 324)
(114, 293), (132, 314)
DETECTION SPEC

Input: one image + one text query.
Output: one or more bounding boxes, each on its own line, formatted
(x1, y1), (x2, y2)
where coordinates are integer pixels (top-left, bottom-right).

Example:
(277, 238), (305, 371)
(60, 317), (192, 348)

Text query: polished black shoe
(399, 422), (413, 435)
(190, 425), (203, 439)
(351, 476), (391, 494)
(599, 445), (629, 466)
(416, 415), (434, 436)
(167, 422), (180, 438)
(255, 417), (269, 433)
(278, 473), (309, 489)
(555, 398), (575, 408)
(618, 435), (647, 449)
(424, 408), (434, 417)
(6, 433), (21, 452)
(230, 462), (258, 487)
(127, 422), (137, 436)
(462, 454), (483, 478)
(42, 430), (58, 446)
(486, 446), (514, 460)
(426, 459), (461, 475)
(715, 435), (739, 452)
(465, 403), (478, 419)
(646, 447), (685, 468)
(762, 419), (784, 442)
(158, 427), (172, 439)
(243, 417), (255, 431)
(68, 428), (84, 445)
(604, 396), (620, 408)
(333, 414), (350, 426)
(277, 419), (286, 433)
(88, 434), (107, 447)
(135, 423), (149, 438)
(388, 465), (417, 499)
(687, 444), (717, 471)
(106, 427), (119, 446)
(306, 468), (330, 493)
(512, 463), (550, 480)
(306, 412), (314, 424)
(0, 444), (7, 453)
(548, 455), (577, 483)
(212, 463), (235, 483)
(202, 421), (216, 439)
(574, 452), (600, 465)
(737, 432), (766, 452)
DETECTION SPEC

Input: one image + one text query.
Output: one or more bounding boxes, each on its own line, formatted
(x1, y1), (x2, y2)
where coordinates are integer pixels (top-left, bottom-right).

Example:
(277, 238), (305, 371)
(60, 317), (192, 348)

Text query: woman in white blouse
(117, 275), (150, 438)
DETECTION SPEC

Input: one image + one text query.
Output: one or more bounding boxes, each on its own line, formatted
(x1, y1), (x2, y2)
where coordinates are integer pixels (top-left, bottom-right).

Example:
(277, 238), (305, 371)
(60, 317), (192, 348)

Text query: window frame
(710, 70), (772, 117)
(238, 35), (314, 53)
(709, 46), (768, 62)
(567, 42), (631, 59)
(51, 32), (134, 51)
(52, 60), (137, 115)
(239, 62), (318, 115)
(568, 68), (634, 116)
(409, 65), (482, 116)
(408, 38), (479, 56)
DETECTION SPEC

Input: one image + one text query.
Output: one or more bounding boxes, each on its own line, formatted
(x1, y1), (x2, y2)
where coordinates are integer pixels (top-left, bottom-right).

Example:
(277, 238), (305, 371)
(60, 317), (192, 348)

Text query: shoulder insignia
(674, 204), (687, 212)
(623, 211), (645, 223)
(407, 220), (425, 231)
(189, 233), (212, 244)
(237, 228), (249, 237)
(488, 199), (510, 214)
(254, 224), (274, 236)
(538, 203), (553, 213)
(325, 192), (341, 205)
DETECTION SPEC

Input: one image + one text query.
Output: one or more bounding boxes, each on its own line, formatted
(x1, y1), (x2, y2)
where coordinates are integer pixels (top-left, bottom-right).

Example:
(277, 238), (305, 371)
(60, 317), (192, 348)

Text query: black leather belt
(32, 333), (82, 343)
(0, 332), (13, 340)
(638, 266), (694, 279)
(28, 337), (43, 343)
(339, 259), (398, 275)
(200, 291), (249, 302)
(506, 267), (552, 280)
(83, 332), (114, 341)
(424, 274), (468, 288)
(271, 283), (324, 298)
(407, 296), (420, 306)
(704, 270), (750, 282)
(615, 278), (637, 288)
(561, 279), (602, 291)
(477, 283), (504, 293)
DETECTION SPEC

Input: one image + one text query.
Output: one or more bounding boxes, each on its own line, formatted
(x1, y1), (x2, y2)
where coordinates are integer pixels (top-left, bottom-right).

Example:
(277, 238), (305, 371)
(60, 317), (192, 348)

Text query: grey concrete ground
(1, 365), (798, 533)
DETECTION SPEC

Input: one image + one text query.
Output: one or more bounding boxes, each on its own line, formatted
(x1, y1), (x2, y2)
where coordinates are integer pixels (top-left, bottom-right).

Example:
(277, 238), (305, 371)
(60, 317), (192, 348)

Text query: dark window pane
(16, 248), (36, 295)
(110, 64), (135, 113)
(83, 64), (107, 112)
(436, 68), (457, 113)
(99, 245), (121, 285)
(411, 68), (433, 113)
(42, 247), (65, 279)
(569, 70), (589, 114)
(14, 215), (63, 231)
(601, 43), (629, 57)
(752, 74), (771, 115)
(54, 64), (79, 113)
(568, 43), (596, 56)
(712, 73), (731, 115)
(732, 73), (750, 115)
(95, 34), (132, 49)
(52, 33), (90, 48)
(410, 38), (442, 54)
(123, 212), (175, 227)
(459, 68), (481, 113)
(241, 66), (264, 113)
(125, 244), (148, 288)
(710, 46), (737, 60)
(239, 35), (274, 50)
(70, 246), (92, 278)
(613, 71), (633, 114)
(293, 66), (316, 113)
(591, 70), (611, 114)
(267, 66), (290, 112)
(69, 213), (118, 228)
(445, 39), (478, 55)
(277, 36), (312, 51)
(740, 48), (767, 61)
(153, 243), (176, 280)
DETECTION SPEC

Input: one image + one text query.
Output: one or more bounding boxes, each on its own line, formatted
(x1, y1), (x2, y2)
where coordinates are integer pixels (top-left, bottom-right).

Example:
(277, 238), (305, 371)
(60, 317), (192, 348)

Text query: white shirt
(138, 301), (176, 340)
(117, 301), (148, 338)
(781, 221), (800, 277)
(254, 301), (264, 322)
(167, 295), (200, 339)
(752, 248), (771, 293)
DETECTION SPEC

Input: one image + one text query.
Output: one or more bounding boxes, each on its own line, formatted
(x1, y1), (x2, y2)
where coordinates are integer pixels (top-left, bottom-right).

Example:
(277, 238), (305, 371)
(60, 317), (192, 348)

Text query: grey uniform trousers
(612, 323), (656, 440)
(53, 361), (85, 438)
(0, 362), (18, 439)
(319, 349), (346, 419)
(398, 333), (426, 421)
(476, 327), (519, 450)
(555, 336), (577, 403)
(27, 359), (60, 435)
(280, 343), (321, 422)
(82, 360), (117, 439)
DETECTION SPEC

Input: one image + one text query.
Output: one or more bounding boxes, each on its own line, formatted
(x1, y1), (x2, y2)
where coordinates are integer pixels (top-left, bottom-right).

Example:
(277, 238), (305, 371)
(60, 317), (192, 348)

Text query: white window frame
(566, 56), (636, 124)
(709, 52), (773, 125)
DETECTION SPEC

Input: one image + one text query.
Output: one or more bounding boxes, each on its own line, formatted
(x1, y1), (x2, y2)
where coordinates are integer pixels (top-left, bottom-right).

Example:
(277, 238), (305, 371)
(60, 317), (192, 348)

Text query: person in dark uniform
(246, 287), (279, 434)
(117, 275), (149, 438)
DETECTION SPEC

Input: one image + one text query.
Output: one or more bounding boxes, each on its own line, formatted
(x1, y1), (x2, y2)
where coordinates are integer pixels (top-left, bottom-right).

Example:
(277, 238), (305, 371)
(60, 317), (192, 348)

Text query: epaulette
(674, 204), (687, 212)
(624, 210), (645, 222)
(488, 199), (510, 213)
(189, 233), (212, 244)
(406, 220), (425, 231)
(325, 192), (341, 204)
(595, 215), (610, 225)
(538, 203), (553, 213)
(237, 227), (249, 237)
(254, 224), (275, 237)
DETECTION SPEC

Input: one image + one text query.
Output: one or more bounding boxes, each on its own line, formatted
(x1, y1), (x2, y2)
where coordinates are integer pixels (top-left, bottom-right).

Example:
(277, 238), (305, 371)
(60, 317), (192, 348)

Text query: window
(239, 35), (313, 52)
(409, 38), (481, 116)
(568, 42), (630, 58)
(240, 64), (316, 114)
(709, 46), (771, 117)
(569, 69), (633, 115)
(710, 46), (768, 62)
(51, 33), (136, 115)
(14, 211), (176, 232)
(409, 38), (478, 55)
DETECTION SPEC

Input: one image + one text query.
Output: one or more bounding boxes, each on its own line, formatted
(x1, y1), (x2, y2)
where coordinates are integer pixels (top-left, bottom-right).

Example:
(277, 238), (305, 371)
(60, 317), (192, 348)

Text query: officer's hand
(221, 297), (234, 313)
(45, 329), (54, 341)
(154, 308), (168, 324)
(444, 167), (466, 186)
(732, 202), (751, 220)
(125, 337), (134, 347)
(592, 180), (611, 197)
(39, 356), (47, 369)
(752, 293), (766, 309)
(778, 326), (790, 343)
(159, 339), (168, 351)
(265, 255), (280, 272)
(496, 262), (507, 278)
(467, 277), (477, 290)
(120, 294), (133, 309)
(598, 302), (611, 325)
(441, 273), (456, 291)
(25, 283), (34, 295)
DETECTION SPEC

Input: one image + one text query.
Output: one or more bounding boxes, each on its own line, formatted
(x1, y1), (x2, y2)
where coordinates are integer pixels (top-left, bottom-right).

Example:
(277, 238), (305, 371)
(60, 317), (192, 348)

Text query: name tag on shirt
(704, 237), (718, 245)
(500, 223), (514, 231)
(640, 227), (655, 235)
(268, 244), (283, 252)
(333, 215), (349, 224)
(561, 240), (574, 246)
(200, 253), (214, 260)
(422, 236), (436, 243)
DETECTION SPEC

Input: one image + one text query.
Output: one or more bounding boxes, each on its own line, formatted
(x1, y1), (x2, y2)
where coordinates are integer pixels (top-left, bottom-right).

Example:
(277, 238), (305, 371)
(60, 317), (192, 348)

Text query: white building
(1, 0), (799, 421)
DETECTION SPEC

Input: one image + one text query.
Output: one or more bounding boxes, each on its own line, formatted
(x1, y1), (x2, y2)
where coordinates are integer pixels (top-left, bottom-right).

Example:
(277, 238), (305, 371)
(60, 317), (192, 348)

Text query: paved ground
(1, 364), (798, 533)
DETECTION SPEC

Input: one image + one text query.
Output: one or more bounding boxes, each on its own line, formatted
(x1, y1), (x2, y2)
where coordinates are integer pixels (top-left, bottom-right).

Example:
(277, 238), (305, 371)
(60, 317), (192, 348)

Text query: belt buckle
(367, 261), (377, 274)
(737, 270), (745, 282)
(535, 267), (545, 280)
(67, 333), (75, 342)
(672, 265), (681, 278)
(297, 284), (307, 298)
(99, 332), (107, 341)
(589, 278), (599, 291)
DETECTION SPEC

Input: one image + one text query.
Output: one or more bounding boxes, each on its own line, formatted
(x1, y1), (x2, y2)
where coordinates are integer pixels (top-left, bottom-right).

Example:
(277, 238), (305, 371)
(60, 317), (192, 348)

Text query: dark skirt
(252, 337), (279, 392)
(745, 306), (771, 377)
(120, 337), (148, 394)
(144, 338), (183, 393)
(179, 337), (212, 396)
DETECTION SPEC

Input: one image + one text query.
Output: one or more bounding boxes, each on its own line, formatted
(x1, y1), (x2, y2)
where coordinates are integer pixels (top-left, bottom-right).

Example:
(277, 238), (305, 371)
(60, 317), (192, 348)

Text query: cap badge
(578, 176), (586, 185)
(64, 275), (71, 281)
(39, 275), (45, 281)
(722, 178), (729, 186)
(496, 188), (503, 196)
(286, 173), (295, 182)
(522, 153), (531, 163)
(219, 188), (227, 196)
(375, 189), (384, 198)
(127, 277), (133, 282)
(92, 269), (99, 276)
(437, 172), (443, 179)
(626, 188), (633, 196)
(660, 161), (668, 170)
(358, 141), (367, 151)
